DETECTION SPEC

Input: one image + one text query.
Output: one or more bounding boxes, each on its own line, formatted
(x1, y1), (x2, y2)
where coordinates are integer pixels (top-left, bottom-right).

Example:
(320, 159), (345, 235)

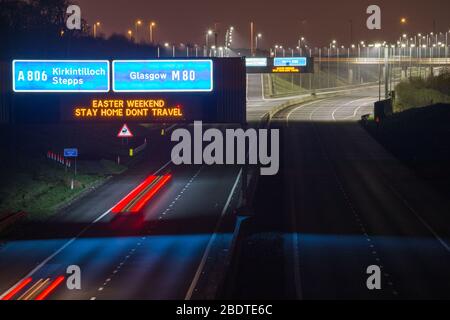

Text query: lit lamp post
(149, 21), (156, 43)
(135, 20), (142, 43)
(206, 29), (213, 56)
(127, 30), (133, 41)
(298, 36), (305, 56)
(255, 33), (262, 51)
(400, 17), (407, 37)
(93, 22), (101, 38)
(274, 45), (285, 57)
(164, 42), (176, 57)
(329, 40), (337, 59)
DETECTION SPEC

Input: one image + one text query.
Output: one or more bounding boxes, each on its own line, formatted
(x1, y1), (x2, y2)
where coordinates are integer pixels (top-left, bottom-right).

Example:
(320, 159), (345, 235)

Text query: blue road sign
(64, 148), (78, 158)
(246, 58), (268, 67)
(13, 60), (110, 92)
(112, 60), (214, 92)
(274, 57), (307, 67)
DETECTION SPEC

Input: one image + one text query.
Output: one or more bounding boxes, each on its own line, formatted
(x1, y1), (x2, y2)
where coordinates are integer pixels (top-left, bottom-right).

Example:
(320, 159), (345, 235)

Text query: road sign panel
(246, 58), (268, 67)
(112, 60), (213, 92)
(64, 148), (78, 158)
(273, 57), (307, 67)
(117, 124), (133, 138)
(246, 57), (313, 74)
(13, 60), (110, 92)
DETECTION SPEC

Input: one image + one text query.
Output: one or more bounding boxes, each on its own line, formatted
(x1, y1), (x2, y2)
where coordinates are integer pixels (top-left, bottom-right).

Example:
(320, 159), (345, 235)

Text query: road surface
(0, 128), (241, 300)
(232, 87), (450, 299)
(2, 80), (449, 300)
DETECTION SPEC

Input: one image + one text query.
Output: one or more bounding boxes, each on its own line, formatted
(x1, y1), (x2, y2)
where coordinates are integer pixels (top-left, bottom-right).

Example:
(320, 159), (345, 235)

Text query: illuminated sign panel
(246, 58), (268, 67)
(72, 98), (184, 121)
(13, 60), (110, 92)
(272, 66), (301, 73)
(12, 58), (245, 124)
(112, 60), (213, 92)
(246, 57), (313, 74)
(273, 57), (307, 67)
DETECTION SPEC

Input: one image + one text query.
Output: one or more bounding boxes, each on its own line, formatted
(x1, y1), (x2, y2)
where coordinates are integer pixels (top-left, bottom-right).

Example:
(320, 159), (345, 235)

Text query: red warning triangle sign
(117, 124), (134, 138)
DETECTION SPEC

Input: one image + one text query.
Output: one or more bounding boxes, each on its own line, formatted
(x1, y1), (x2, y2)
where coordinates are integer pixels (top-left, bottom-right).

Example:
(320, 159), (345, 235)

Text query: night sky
(77, 0), (450, 48)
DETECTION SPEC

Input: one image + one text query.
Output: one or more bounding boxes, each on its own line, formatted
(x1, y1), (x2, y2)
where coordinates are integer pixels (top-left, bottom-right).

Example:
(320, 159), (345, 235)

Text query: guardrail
(129, 140), (148, 157)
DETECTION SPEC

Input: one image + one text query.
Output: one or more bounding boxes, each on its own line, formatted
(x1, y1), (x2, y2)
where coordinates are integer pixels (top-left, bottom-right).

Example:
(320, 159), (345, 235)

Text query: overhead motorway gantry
(10, 58), (247, 125)
(245, 57), (314, 74)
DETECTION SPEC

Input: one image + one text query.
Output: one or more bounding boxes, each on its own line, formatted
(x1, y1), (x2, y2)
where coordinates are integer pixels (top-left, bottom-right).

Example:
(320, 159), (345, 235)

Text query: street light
(330, 40), (337, 56)
(93, 21), (101, 38)
(127, 30), (133, 41)
(206, 30), (213, 45)
(164, 42), (176, 57)
(298, 36), (305, 55)
(149, 21), (156, 43)
(135, 20), (142, 43)
(255, 33), (262, 50)
(205, 30), (213, 56)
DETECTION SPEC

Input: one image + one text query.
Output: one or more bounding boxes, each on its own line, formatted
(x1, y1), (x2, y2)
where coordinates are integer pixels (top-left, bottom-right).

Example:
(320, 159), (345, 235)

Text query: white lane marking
(310, 121), (399, 296)
(261, 74), (267, 101)
(341, 98), (376, 120)
(341, 100), (375, 120)
(0, 159), (173, 300)
(286, 99), (327, 125)
(362, 139), (450, 253)
(331, 97), (375, 121)
(342, 106), (363, 120)
(185, 168), (243, 300)
(308, 98), (343, 121)
(94, 167), (205, 298)
(386, 184), (450, 252)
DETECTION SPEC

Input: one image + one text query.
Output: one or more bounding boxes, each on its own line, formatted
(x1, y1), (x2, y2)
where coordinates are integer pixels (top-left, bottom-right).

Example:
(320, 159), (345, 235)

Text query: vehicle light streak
(1, 277), (32, 300)
(112, 175), (157, 213)
(34, 276), (65, 300)
(129, 174), (171, 213)
(112, 175), (171, 214)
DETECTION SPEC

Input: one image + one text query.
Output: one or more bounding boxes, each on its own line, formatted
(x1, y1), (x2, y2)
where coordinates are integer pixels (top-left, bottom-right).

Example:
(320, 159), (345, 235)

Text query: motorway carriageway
(0, 125), (241, 300)
(235, 86), (450, 299)
(0, 76), (378, 300)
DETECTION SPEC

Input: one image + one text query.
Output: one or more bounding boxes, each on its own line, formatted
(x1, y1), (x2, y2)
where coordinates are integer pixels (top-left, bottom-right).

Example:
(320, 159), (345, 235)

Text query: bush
(394, 72), (450, 112)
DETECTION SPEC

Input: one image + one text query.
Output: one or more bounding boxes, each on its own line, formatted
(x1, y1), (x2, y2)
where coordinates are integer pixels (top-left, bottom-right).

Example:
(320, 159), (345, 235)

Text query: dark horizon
(77, 0), (450, 48)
